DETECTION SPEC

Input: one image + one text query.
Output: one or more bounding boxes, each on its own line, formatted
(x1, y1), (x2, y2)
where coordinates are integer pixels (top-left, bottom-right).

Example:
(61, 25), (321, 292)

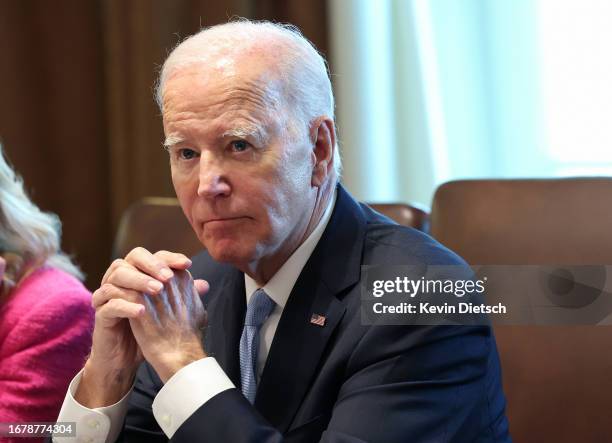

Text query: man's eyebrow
(163, 134), (185, 149)
(222, 125), (267, 145)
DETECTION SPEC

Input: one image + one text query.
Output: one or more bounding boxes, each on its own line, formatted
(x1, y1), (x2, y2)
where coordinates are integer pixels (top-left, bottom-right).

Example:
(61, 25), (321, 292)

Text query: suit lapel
(254, 185), (367, 432)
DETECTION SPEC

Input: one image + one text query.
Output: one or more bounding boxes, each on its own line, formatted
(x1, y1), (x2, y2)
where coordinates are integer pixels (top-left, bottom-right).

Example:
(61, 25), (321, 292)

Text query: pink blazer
(0, 267), (94, 442)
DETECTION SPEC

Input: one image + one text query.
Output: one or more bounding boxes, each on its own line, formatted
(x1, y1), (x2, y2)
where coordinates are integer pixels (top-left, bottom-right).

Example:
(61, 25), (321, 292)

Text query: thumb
(194, 279), (210, 295)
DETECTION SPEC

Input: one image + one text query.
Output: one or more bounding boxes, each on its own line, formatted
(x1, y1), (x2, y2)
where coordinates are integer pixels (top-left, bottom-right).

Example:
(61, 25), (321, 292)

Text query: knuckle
(93, 284), (113, 301)
(128, 246), (150, 258)
(107, 298), (122, 309)
(96, 302), (114, 318)
(124, 289), (140, 303)
(91, 294), (102, 308)
(100, 283), (115, 294)
(92, 289), (104, 305)
(104, 268), (121, 284)
(101, 259), (124, 284)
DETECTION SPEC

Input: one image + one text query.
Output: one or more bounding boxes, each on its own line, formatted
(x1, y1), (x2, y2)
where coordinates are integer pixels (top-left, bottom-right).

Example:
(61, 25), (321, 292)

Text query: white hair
(154, 19), (342, 176)
(0, 145), (83, 296)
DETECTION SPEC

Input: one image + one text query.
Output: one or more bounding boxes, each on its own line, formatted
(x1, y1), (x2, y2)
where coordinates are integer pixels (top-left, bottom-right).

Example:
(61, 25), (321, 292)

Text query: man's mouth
(203, 216), (249, 226)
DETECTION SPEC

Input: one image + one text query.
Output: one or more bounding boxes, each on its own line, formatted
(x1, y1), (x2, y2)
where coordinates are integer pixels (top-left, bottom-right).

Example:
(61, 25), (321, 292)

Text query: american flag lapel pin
(310, 313), (326, 326)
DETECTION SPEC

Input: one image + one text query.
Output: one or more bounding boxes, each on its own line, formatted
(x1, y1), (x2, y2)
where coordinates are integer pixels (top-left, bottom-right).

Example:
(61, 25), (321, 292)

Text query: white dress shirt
(55, 191), (336, 443)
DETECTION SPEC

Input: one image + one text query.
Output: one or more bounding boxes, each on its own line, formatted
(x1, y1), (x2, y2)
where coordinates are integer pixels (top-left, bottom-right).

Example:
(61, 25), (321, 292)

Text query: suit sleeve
(319, 324), (503, 442)
(115, 362), (168, 442)
(163, 324), (505, 443)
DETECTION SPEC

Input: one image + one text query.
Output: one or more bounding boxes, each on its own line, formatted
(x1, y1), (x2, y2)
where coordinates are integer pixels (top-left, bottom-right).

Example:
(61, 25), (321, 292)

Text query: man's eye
(230, 140), (250, 152)
(178, 148), (198, 160)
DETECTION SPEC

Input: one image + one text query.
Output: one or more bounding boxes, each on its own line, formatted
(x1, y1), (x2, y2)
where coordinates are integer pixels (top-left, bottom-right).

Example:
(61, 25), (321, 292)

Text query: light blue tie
(239, 288), (275, 403)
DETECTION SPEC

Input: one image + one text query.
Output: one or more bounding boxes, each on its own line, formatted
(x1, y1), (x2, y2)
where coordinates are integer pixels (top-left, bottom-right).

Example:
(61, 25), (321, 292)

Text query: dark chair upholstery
(113, 198), (429, 259)
(368, 202), (429, 232)
(112, 197), (201, 259)
(430, 178), (612, 443)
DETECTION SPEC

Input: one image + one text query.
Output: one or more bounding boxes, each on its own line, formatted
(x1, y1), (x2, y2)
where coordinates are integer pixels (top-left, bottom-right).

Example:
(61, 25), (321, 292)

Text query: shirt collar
(245, 189), (337, 307)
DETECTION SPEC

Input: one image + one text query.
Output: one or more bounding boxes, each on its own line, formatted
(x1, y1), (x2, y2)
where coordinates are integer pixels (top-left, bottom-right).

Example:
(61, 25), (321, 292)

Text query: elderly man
(56, 20), (510, 442)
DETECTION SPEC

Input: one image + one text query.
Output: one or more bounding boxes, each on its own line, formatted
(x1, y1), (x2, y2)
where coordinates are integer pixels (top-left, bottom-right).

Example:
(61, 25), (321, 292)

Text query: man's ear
(310, 117), (336, 187)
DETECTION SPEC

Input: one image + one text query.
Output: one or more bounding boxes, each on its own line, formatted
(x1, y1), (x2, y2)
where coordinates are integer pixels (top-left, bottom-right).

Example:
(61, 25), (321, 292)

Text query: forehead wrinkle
(163, 69), (290, 144)
(163, 60), (287, 113)
(220, 81), (283, 116)
(164, 85), (279, 123)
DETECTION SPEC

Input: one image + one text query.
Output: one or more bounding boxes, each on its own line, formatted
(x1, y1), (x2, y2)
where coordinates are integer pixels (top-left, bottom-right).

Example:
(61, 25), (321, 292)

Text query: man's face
(162, 60), (317, 275)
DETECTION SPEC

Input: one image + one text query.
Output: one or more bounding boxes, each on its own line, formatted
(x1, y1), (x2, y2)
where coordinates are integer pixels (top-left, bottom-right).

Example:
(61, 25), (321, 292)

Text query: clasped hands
(77, 248), (209, 407)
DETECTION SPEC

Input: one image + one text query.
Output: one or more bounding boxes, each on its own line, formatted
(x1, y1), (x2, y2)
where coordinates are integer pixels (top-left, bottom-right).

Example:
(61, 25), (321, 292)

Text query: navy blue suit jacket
(120, 185), (511, 442)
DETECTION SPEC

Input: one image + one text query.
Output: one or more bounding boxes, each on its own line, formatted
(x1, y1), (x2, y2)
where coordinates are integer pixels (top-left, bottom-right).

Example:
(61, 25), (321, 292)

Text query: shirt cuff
(152, 357), (235, 438)
(54, 368), (132, 443)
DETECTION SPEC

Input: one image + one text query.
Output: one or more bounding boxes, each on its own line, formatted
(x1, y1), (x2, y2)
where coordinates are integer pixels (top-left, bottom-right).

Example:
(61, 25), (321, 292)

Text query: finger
(0, 256), (5, 280)
(190, 283), (208, 331)
(173, 270), (207, 330)
(154, 250), (192, 269)
(106, 265), (165, 295)
(101, 258), (130, 285)
(157, 270), (192, 321)
(194, 279), (209, 295)
(141, 293), (163, 325)
(182, 270), (209, 295)
(96, 298), (145, 326)
(164, 269), (193, 316)
(135, 274), (187, 328)
(125, 247), (174, 282)
(163, 276), (183, 319)
(92, 283), (143, 309)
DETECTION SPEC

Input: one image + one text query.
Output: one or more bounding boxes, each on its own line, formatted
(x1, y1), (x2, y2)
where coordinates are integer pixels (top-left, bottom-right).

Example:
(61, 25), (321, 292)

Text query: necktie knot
(244, 288), (275, 327)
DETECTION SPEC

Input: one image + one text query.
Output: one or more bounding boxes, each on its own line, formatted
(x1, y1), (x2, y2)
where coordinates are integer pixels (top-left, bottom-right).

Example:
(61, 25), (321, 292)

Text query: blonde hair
(0, 145), (83, 297)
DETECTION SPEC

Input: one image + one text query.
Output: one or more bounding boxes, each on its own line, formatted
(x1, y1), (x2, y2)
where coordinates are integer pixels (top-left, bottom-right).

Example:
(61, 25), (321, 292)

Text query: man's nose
(197, 154), (231, 199)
